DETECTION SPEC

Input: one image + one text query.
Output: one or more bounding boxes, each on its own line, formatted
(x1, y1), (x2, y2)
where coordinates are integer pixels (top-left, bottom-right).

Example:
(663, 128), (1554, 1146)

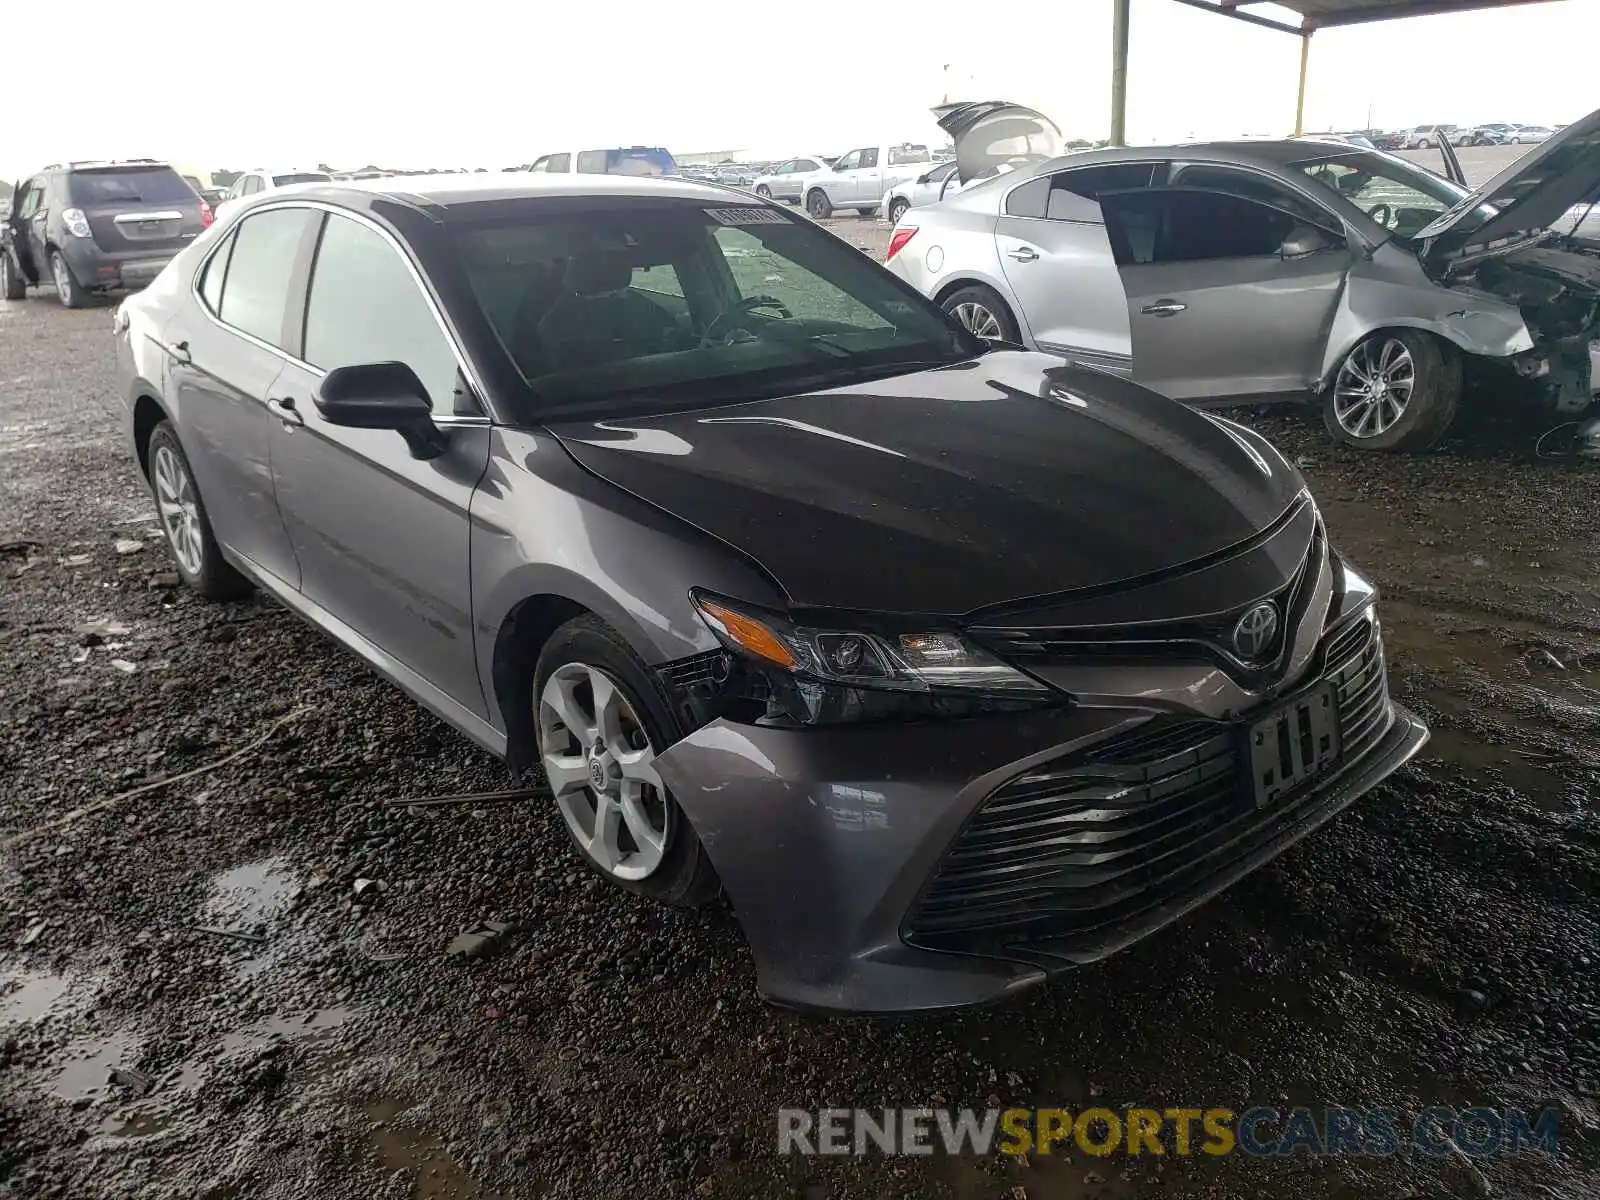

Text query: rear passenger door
(266, 208), (493, 719)
(160, 206), (315, 588)
(994, 162), (1157, 371)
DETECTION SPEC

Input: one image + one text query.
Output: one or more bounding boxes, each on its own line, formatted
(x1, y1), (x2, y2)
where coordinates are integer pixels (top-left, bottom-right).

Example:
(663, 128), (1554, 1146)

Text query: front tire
(1322, 330), (1460, 452)
(146, 421), (253, 599)
(533, 615), (720, 908)
(940, 283), (1021, 344)
(888, 198), (910, 225)
(805, 189), (833, 219)
(0, 250), (24, 300)
(755, 184), (772, 199)
(50, 250), (88, 309)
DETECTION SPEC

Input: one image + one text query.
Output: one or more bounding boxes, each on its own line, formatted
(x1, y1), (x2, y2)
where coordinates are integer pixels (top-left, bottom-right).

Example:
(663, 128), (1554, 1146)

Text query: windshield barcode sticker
(704, 207), (789, 226)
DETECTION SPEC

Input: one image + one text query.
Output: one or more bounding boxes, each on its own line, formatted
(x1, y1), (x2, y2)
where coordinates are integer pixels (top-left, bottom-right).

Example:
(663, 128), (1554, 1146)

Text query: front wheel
(755, 184), (772, 199)
(0, 250), (24, 300)
(51, 250), (88, 309)
(1322, 330), (1460, 452)
(805, 189), (833, 220)
(887, 198), (910, 225)
(1417, 137), (1433, 149)
(533, 615), (720, 907)
(940, 283), (1021, 344)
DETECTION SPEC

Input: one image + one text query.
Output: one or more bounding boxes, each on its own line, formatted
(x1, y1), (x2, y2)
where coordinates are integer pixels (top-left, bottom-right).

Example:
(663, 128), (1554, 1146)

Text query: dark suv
(1, 161), (211, 307)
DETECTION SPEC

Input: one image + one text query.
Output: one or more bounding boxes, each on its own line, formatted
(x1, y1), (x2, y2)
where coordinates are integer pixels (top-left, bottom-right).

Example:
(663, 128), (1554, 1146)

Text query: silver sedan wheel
(152, 444), (204, 576)
(951, 302), (1002, 339)
(1332, 337), (1415, 439)
(538, 663), (669, 881)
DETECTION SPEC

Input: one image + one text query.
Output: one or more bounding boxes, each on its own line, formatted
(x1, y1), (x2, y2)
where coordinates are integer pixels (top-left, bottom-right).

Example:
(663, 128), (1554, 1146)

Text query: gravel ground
(2, 252), (1599, 1200)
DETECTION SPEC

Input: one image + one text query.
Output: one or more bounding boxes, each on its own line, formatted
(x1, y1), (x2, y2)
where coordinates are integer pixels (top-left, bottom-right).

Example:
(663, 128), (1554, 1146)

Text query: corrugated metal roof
(1183, 0), (1558, 32)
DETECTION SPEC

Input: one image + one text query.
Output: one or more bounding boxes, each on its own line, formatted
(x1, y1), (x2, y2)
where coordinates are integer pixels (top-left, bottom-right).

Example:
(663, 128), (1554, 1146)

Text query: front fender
(1319, 256), (1532, 387)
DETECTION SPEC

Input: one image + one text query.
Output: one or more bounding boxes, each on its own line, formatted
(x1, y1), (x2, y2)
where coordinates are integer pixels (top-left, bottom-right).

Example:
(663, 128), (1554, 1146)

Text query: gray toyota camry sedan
(114, 173), (1427, 1013)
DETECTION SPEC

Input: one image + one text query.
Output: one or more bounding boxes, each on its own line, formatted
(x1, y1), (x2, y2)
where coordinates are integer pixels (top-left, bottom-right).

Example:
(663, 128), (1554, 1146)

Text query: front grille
(904, 614), (1388, 951)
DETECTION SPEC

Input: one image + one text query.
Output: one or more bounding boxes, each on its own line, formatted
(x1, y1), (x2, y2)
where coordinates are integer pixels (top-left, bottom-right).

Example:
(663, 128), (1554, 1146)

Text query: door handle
(157, 339), (191, 364)
(1140, 300), (1188, 317)
(1007, 246), (1039, 263)
(266, 396), (304, 427)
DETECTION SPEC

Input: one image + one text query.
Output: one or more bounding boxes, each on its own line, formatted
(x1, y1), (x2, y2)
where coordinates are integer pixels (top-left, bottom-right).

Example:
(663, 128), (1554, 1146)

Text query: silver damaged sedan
(887, 105), (1600, 452)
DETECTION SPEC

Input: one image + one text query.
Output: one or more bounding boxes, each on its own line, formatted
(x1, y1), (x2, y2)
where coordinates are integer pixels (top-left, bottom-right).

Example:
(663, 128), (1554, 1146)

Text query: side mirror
(1280, 224), (1336, 259)
(915, 172), (932, 184)
(314, 362), (447, 460)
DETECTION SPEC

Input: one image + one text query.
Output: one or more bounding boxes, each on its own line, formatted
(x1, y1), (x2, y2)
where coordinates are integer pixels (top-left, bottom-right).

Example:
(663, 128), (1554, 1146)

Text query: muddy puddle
(367, 1099), (500, 1200)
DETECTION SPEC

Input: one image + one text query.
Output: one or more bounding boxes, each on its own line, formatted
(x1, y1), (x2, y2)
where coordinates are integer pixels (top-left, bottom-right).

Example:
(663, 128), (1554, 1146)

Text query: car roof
(253, 171), (761, 216)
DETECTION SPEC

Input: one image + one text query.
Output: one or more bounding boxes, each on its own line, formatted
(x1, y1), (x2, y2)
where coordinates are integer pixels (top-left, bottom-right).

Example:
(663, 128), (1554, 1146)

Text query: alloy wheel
(951, 301), (1002, 339)
(1332, 337), (1415, 439)
(52, 256), (72, 304)
(538, 663), (669, 881)
(152, 444), (205, 575)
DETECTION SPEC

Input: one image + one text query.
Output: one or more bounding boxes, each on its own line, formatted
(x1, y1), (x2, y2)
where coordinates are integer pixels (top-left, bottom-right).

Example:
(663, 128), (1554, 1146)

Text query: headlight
(690, 592), (1060, 727)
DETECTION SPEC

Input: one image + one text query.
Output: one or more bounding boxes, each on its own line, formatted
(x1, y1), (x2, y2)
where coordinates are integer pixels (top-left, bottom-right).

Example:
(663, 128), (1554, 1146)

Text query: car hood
(1417, 104), (1600, 257)
(547, 354), (1305, 617)
(934, 100), (1065, 185)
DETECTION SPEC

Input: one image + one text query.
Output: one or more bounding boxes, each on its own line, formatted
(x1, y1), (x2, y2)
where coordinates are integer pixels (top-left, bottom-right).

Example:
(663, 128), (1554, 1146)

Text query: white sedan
(878, 161), (965, 225)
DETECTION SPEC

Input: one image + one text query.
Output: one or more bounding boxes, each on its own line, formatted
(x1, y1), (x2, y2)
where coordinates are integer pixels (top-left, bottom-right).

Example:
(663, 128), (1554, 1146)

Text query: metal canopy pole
(1110, 0), (1132, 146)
(1294, 31), (1312, 135)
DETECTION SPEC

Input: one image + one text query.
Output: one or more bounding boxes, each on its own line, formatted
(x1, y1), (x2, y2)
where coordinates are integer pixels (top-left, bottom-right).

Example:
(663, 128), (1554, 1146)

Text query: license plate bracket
(1245, 684), (1340, 808)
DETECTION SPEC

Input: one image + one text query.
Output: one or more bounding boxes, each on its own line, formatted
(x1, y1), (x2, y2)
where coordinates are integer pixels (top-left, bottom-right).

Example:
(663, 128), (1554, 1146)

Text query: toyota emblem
(1232, 602), (1279, 662)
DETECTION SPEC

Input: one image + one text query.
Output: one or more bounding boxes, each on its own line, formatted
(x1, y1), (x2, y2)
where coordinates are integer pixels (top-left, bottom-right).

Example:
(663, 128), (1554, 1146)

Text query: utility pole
(1110, 0), (1131, 146)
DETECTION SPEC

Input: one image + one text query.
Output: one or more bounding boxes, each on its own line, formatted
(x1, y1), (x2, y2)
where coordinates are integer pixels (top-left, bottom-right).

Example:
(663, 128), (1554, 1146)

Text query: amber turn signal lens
(695, 600), (798, 669)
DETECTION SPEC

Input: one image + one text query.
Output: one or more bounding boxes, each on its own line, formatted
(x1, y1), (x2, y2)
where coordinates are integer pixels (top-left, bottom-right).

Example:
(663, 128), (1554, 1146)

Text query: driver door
(1110, 187), (1351, 402)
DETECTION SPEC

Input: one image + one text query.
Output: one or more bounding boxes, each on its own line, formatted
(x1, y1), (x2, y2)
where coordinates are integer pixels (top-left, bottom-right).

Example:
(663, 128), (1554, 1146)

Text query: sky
(6, 0), (1597, 181)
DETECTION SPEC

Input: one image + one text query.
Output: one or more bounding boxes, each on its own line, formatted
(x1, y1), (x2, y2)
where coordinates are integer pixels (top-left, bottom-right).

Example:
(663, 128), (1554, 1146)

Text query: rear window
(68, 167), (195, 206)
(575, 148), (677, 177)
(272, 172), (332, 186)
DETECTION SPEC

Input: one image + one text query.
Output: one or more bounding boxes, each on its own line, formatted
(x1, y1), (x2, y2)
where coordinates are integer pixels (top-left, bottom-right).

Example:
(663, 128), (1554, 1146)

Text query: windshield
(1290, 149), (1497, 241)
(454, 202), (977, 416)
(68, 167), (196, 205)
(273, 172), (332, 186)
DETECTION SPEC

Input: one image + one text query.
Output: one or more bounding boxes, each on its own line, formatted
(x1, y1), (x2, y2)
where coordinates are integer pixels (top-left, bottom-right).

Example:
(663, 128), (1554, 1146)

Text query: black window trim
(188, 199), (493, 425)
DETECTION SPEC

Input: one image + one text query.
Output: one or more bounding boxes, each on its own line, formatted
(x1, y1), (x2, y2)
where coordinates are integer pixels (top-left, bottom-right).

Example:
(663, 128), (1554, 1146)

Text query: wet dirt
(1, 295), (1598, 1198)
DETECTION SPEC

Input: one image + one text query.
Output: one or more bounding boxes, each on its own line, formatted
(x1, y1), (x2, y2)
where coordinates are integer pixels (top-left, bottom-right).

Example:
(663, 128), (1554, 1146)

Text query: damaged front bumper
(653, 615), (1428, 1015)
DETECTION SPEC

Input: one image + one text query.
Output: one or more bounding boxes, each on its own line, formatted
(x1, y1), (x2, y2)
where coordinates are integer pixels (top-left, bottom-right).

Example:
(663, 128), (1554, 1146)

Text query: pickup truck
(800, 142), (934, 219)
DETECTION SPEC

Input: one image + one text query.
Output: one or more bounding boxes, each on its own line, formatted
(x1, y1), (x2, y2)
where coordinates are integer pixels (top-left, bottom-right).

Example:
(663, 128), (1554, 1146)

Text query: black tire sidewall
(806, 190), (831, 219)
(145, 421), (250, 599)
(755, 185), (771, 199)
(889, 200), (909, 225)
(532, 616), (716, 906)
(0, 250), (22, 300)
(51, 251), (83, 308)
(942, 283), (1021, 344)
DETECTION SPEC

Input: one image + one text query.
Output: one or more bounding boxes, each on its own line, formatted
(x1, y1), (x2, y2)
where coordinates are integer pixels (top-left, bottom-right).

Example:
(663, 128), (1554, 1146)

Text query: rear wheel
(805, 189), (832, 219)
(887, 198), (910, 225)
(533, 615), (720, 907)
(0, 250), (24, 300)
(940, 283), (1021, 344)
(1322, 330), (1460, 452)
(146, 421), (253, 599)
(755, 184), (772, 199)
(50, 250), (88, 309)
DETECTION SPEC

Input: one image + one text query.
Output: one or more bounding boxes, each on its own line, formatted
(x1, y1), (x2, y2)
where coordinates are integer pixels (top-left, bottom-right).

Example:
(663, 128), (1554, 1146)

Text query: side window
(218, 208), (315, 345)
(795, 159), (820, 173)
(1171, 164), (1338, 233)
(775, 160), (795, 175)
(545, 153), (571, 173)
(1004, 176), (1051, 218)
(888, 144), (930, 166)
(529, 156), (552, 172)
(859, 147), (880, 169)
(1049, 163), (1157, 214)
(1152, 191), (1298, 263)
(576, 150), (608, 174)
(241, 175), (262, 196)
(833, 151), (862, 172)
(931, 162), (958, 184)
(302, 213), (463, 415)
(632, 263), (684, 298)
(16, 182), (43, 219)
(198, 230), (236, 314)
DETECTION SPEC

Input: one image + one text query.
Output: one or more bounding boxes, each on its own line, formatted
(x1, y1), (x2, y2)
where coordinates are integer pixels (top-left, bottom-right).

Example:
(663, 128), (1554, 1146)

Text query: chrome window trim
(189, 198), (497, 422)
